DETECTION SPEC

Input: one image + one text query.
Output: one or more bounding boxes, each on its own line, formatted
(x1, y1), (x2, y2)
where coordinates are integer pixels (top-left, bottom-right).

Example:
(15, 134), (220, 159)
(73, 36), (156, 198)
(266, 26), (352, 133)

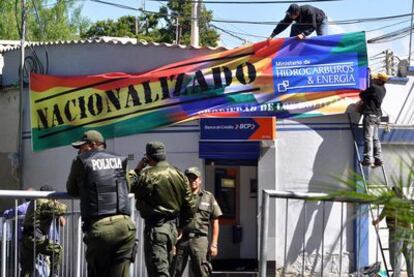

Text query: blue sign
(200, 118), (275, 140)
(272, 54), (359, 94)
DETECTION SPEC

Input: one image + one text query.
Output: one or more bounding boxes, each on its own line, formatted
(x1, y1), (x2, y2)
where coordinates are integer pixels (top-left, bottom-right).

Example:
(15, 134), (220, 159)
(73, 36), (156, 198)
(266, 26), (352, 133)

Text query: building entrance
(204, 161), (258, 272)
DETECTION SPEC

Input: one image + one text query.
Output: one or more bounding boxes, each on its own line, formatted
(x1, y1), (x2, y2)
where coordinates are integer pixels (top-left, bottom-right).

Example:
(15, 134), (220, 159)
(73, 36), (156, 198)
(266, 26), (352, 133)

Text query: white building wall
(383, 78), (414, 124)
(0, 89), (20, 197)
(272, 114), (355, 275)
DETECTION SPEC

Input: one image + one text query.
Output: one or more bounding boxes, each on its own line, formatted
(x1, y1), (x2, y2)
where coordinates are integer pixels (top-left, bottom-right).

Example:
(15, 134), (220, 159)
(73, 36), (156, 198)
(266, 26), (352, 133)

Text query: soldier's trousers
(144, 221), (177, 277)
(173, 236), (212, 277)
(20, 236), (62, 277)
(84, 215), (137, 277)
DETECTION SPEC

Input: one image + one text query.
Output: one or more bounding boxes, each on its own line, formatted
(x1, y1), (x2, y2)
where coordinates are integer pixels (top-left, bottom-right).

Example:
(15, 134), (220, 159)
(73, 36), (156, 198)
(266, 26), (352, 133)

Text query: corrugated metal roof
(0, 36), (227, 53)
(0, 40), (21, 52)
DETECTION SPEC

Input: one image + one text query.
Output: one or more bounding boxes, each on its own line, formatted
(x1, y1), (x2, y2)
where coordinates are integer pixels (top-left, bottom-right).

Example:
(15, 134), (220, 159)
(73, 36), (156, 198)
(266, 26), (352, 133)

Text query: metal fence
(0, 190), (147, 277)
(1, 189), (389, 277)
(258, 190), (378, 277)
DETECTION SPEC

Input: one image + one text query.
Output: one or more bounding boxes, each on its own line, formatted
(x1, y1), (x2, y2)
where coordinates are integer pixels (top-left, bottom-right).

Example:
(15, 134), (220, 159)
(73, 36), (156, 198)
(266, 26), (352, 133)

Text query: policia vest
(78, 150), (131, 220)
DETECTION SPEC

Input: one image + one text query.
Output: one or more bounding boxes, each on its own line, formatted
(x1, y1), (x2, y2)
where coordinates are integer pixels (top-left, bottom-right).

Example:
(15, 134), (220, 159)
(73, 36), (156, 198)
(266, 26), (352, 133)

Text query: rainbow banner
(30, 32), (367, 151)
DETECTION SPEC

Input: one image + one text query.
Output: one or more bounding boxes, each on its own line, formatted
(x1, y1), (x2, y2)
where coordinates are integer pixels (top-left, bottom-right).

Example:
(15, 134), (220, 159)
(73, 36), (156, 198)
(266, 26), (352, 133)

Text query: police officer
(131, 141), (196, 277)
(173, 167), (222, 277)
(66, 130), (137, 277)
(20, 185), (67, 277)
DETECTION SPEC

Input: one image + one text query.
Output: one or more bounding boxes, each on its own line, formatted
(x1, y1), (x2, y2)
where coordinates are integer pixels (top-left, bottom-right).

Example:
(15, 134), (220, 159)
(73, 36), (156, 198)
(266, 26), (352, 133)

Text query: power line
(209, 23), (248, 43)
(140, 8), (414, 30)
(150, 0), (341, 4)
(365, 19), (410, 33)
(44, 0), (414, 30)
(369, 54), (385, 60)
(215, 24), (268, 38)
(42, 0), (414, 46)
(89, 0), (139, 11)
(370, 51), (386, 58)
(45, 0), (139, 10)
(367, 26), (412, 43)
(211, 13), (414, 26)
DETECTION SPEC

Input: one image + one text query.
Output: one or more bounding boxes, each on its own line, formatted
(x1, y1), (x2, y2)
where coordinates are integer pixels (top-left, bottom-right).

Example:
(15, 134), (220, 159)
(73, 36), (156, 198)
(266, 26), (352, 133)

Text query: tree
(159, 0), (219, 47)
(0, 0), (90, 41)
(82, 1), (220, 47)
(0, 0), (20, 39)
(81, 15), (161, 40)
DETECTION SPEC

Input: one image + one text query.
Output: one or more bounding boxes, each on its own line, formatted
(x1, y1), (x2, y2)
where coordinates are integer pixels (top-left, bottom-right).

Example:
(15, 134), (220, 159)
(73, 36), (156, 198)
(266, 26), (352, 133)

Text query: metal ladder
(347, 113), (391, 277)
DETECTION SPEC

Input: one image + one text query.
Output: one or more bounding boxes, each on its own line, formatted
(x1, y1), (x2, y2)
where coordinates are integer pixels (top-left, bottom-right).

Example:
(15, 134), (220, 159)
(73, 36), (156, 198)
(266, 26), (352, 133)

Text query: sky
(78, 0), (414, 70)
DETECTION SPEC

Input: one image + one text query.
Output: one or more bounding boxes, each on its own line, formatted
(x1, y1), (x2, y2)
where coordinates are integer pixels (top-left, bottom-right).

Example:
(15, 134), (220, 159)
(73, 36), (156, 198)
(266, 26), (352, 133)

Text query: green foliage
(0, 0), (90, 41)
(82, 1), (220, 47)
(0, 0), (20, 39)
(82, 16), (137, 38)
(161, 0), (219, 47)
(326, 157), (414, 228)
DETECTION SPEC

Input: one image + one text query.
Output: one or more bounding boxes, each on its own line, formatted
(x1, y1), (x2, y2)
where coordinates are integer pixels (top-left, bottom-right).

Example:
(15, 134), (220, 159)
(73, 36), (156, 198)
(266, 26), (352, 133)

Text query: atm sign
(200, 117), (276, 140)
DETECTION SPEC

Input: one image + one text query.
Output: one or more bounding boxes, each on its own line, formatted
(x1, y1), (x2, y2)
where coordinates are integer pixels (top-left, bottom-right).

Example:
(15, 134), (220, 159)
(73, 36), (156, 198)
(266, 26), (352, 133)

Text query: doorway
(204, 160), (258, 272)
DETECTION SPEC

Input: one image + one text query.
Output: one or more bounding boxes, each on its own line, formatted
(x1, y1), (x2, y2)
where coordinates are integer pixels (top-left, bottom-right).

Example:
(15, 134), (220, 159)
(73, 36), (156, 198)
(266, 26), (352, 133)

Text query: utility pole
(142, 0), (147, 35)
(135, 15), (139, 35)
(175, 14), (180, 45)
(18, 0), (26, 188)
(191, 0), (200, 47)
(409, 0), (414, 64)
(384, 49), (394, 75)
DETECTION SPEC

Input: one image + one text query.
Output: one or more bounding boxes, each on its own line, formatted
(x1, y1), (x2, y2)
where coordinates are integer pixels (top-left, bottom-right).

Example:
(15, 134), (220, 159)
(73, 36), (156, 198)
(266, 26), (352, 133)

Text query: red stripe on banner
(252, 39), (285, 59)
(30, 72), (134, 92)
(31, 39), (287, 93)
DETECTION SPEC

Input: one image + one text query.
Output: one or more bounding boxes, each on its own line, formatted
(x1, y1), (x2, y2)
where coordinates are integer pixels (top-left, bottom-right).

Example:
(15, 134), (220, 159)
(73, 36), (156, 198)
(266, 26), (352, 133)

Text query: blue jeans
(290, 17), (328, 37)
(362, 114), (382, 163)
(389, 227), (413, 277)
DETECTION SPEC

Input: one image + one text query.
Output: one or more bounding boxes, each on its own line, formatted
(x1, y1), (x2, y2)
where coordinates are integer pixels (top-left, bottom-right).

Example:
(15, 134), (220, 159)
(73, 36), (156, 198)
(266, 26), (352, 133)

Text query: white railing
(258, 190), (378, 277)
(0, 190), (147, 277)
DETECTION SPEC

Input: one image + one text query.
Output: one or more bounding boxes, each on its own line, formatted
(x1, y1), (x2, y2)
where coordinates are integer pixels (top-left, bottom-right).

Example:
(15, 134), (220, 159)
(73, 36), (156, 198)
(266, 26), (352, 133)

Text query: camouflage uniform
(20, 199), (66, 277)
(131, 142), (195, 277)
(173, 190), (222, 277)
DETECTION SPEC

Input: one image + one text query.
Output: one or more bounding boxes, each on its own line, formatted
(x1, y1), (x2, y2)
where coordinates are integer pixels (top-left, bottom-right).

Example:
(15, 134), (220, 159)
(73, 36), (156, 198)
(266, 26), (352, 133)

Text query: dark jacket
(131, 160), (196, 227)
(66, 149), (131, 220)
(359, 82), (386, 116)
(271, 5), (326, 37)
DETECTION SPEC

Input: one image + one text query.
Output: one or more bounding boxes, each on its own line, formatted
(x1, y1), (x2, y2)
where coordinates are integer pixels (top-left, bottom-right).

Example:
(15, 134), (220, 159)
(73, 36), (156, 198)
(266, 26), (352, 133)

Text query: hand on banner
(296, 33), (306, 40)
